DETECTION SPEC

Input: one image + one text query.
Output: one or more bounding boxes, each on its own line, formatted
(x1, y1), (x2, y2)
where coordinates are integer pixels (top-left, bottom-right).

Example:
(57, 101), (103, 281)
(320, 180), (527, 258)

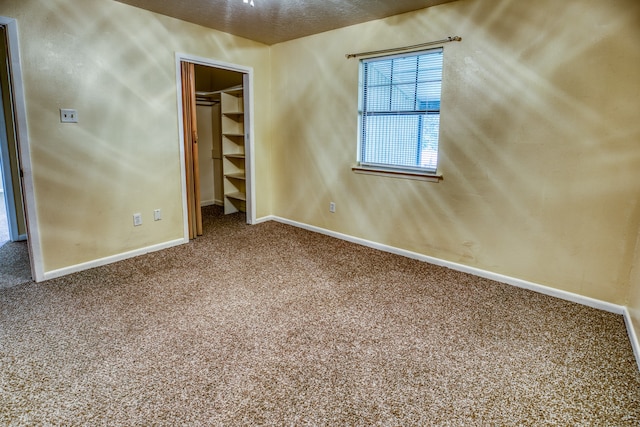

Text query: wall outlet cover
(60, 108), (78, 123)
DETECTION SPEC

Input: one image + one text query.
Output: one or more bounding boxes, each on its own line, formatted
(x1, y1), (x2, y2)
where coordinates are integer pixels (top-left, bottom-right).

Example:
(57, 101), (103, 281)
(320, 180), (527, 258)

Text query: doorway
(0, 24), (25, 244)
(0, 17), (37, 284)
(176, 54), (255, 240)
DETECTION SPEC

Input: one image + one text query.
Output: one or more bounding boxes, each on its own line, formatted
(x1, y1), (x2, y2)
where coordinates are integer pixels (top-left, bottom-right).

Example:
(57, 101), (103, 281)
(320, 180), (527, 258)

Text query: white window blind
(358, 48), (443, 174)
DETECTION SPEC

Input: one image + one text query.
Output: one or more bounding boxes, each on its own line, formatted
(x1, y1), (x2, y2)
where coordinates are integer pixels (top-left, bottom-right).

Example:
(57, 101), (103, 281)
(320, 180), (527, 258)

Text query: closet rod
(345, 36), (461, 59)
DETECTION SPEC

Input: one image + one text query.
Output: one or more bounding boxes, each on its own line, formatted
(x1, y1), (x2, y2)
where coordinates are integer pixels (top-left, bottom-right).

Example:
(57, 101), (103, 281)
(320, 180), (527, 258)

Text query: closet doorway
(177, 54), (255, 240)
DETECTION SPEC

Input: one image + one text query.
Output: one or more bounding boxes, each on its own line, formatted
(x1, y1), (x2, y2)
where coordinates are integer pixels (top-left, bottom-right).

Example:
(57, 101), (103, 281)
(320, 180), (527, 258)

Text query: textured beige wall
(1, 0), (271, 272)
(270, 0), (640, 304)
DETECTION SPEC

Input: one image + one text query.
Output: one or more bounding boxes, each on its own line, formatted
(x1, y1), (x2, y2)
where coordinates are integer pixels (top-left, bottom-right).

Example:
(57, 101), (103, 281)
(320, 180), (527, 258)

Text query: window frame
(355, 48), (444, 181)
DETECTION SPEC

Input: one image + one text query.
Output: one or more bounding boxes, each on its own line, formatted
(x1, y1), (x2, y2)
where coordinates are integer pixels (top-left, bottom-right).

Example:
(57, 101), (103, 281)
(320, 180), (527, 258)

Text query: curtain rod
(345, 36), (461, 59)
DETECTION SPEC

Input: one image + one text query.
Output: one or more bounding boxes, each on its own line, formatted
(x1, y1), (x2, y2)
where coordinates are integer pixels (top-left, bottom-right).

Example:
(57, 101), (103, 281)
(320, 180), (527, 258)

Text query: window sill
(352, 166), (443, 182)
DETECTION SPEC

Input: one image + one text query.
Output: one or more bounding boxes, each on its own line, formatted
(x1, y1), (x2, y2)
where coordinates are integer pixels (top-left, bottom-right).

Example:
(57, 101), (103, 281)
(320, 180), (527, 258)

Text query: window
(357, 48), (443, 175)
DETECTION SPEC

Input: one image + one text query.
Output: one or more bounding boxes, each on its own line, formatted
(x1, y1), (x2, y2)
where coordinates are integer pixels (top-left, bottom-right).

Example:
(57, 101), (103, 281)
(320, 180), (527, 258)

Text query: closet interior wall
(195, 97), (222, 207)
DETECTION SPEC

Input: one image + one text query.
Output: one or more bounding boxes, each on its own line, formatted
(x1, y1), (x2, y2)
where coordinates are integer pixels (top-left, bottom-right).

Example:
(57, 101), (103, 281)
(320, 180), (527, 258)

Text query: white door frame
(175, 53), (256, 237)
(0, 16), (42, 281)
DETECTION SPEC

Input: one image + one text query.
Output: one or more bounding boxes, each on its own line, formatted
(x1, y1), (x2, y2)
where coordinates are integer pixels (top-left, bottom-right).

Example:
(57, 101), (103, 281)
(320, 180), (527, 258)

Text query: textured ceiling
(114, 0), (458, 45)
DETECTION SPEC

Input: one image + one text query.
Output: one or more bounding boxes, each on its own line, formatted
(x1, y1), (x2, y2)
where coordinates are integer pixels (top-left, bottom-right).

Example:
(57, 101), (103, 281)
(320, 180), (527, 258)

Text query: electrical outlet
(60, 108), (78, 123)
(154, 209), (162, 221)
(329, 202), (336, 213)
(133, 213), (142, 226)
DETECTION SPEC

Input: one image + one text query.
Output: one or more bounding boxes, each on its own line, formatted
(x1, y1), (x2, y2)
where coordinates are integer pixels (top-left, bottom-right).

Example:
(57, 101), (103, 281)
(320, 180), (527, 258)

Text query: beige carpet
(0, 240), (31, 289)
(1, 206), (639, 425)
(0, 192), (32, 288)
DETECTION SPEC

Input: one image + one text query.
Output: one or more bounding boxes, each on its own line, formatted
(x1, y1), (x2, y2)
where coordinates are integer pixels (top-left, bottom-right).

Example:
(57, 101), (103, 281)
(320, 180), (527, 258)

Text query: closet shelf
(225, 191), (246, 201)
(224, 172), (246, 180)
(222, 86), (246, 214)
(224, 87), (243, 97)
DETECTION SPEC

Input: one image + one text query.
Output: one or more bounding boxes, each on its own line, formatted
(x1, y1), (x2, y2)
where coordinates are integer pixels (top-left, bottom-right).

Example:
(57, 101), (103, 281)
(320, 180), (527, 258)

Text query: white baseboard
(36, 214), (640, 372)
(253, 214), (274, 225)
(267, 216), (625, 314)
(42, 237), (187, 281)
(623, 308), (640, 373)
(265, 216), (640, 370)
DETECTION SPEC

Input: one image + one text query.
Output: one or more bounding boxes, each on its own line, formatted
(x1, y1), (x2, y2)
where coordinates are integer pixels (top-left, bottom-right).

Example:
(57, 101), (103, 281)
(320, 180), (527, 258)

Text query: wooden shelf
(224, 88), (243, 97)
(225, 191), (246, 201)
(221, 86), (246, 214)
(224, 172), (246, 180)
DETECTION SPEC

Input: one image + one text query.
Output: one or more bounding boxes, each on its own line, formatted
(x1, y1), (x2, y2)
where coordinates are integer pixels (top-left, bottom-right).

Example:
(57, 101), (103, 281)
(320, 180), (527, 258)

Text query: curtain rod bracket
(345, 35), (461, 59)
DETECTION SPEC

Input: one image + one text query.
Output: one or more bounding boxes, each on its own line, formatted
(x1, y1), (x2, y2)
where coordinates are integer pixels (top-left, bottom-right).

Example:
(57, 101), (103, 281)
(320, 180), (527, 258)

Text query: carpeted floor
(0, 193), (32, 288)
(1, 206), (639, 425)
(0, 240), (31, 289)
